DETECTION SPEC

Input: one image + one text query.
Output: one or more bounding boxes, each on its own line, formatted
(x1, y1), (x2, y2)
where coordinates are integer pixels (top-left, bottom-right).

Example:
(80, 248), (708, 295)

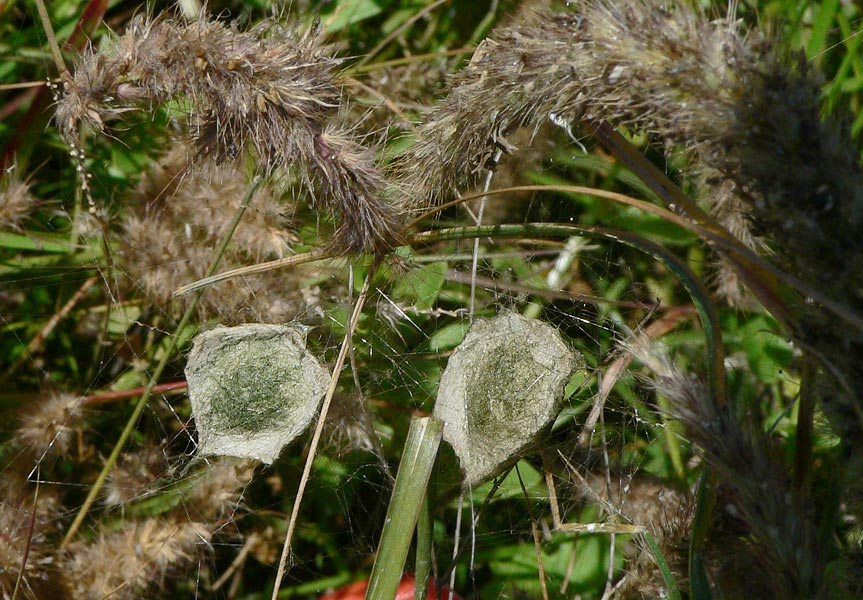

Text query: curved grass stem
(172, 250), (328, 296)
(408, 184), (863, 333)
(411, 223), (726, 404)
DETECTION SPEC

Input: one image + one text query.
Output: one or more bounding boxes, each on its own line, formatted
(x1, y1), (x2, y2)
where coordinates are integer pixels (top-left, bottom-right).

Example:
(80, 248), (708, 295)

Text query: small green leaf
(424, 321), (469, 352)
(324, 0), (383, 33)
(730, 314), (793, 384)
(643, 531), (682, 600)
(805, 0), (840, 64)
(106, 302), (142, 338)
(393, 261), (447, 309)
(481, 533), (611, 596)
(466, 459), (543, 503)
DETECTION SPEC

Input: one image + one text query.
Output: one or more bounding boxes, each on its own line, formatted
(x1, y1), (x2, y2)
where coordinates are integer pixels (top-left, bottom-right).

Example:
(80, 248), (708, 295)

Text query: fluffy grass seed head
(120, 148), (307, 323)
(103, 446), (172, 509)
(64, 458), (254, 599)
(0, 174), (36, 231)
(624, 337), (824, 598)
(0, 500), (68, 600)
(64, 518), (211, 599)
(57, 14), (401, 254)
(13, 392), (84, 460)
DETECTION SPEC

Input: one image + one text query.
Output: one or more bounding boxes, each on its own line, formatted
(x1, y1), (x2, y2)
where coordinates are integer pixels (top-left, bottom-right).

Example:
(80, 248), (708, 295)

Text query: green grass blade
(642, 531), (682, 600)
(366, 416), (443, 600)
(805, 0), (840, 64)
(414, 490), (432, 600)
(689, 473), (716, 600)
(0, 231), (83, 253)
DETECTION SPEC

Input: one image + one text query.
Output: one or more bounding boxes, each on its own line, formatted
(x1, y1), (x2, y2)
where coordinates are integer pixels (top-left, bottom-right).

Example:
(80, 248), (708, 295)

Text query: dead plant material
(625, 337), (823, 599)
(56, 14), (401, 254)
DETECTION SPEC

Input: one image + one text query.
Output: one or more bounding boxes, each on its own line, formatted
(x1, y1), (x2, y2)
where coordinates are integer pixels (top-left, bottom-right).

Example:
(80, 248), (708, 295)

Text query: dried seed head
(57, 14), (401, 253)
(388, 13), (594, 216)
(322, 394), (379, 456)
(182, 457), (255, 520)
(576, 471), (693, 599)
(14, 392), (84, 459)
(103, 446), (172, 508)
(0, 173), (36, 231)
(120, 149), (306, 323)
(65, 457), (252, 599)
(624, 337), (823, 598)
(0, 501), (68, 599)
(65, 519), (211, 599)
